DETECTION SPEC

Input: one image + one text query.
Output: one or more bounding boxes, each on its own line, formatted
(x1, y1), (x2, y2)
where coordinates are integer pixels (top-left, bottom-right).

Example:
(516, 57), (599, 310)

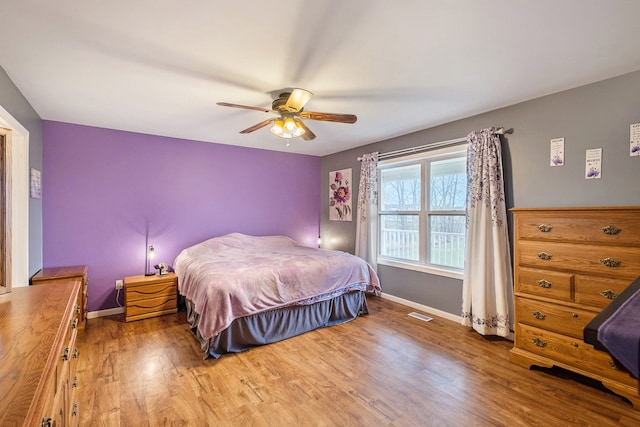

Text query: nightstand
(124, 272), (178, 322)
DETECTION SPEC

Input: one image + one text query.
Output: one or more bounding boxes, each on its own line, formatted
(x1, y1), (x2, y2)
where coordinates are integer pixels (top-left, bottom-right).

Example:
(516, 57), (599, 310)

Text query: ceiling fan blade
(284, 88), (313, 112)
(299, 111), (357, 124)
(239, 118), (276, 134)
(297, 119), (316, 141)
(217, 102), (275, 114)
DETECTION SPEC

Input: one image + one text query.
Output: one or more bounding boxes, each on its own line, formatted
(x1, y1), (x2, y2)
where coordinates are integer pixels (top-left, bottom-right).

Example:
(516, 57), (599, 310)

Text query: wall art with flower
(329, 168), (352, 221)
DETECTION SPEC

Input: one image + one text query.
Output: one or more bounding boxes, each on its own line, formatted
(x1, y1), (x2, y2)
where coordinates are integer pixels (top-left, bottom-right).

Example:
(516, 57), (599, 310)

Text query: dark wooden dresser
(0, 281), (81, 426)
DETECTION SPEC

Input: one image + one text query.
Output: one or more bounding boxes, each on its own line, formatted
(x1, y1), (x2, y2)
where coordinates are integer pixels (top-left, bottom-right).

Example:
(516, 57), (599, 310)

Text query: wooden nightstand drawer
(124, 273), (178, 322)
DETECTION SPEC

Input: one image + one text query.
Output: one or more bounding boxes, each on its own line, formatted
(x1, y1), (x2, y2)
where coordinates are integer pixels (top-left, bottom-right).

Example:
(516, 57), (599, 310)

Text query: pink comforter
(173, 233), (381, 340)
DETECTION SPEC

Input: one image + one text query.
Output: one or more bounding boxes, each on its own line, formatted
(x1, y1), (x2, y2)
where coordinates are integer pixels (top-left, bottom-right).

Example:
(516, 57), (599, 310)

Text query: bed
(173, 233), (381, 358)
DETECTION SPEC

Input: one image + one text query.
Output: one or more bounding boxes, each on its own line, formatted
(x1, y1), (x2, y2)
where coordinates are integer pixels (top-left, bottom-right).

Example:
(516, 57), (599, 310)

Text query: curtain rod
(358, 127), (506, 161)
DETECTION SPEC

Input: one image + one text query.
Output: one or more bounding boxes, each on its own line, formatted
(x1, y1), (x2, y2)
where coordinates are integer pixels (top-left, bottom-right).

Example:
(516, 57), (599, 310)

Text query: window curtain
(461, 128), (512, 337)
(355, 152), (379, 269)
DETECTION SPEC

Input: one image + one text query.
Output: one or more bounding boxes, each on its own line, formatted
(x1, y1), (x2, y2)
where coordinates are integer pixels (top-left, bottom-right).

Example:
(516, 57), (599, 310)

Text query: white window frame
(377, 144), (467, 279)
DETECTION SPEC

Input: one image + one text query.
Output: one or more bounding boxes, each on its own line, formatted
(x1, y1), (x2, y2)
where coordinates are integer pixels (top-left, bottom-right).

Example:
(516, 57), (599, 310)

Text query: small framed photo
(30, 168), (41, 198)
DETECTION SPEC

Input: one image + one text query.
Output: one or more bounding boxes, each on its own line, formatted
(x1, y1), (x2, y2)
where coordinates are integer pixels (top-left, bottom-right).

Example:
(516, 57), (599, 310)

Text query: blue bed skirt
(186, 291), (369, 359)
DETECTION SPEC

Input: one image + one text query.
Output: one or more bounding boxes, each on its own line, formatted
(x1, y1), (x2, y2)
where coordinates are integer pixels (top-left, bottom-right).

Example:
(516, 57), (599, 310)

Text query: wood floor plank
(77, 296), (640, 426)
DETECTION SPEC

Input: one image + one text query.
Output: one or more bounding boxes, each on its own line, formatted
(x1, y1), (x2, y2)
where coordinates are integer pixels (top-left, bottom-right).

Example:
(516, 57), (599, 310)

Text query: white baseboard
(87, 306), (124, 319)
(381, 293), (462, 324)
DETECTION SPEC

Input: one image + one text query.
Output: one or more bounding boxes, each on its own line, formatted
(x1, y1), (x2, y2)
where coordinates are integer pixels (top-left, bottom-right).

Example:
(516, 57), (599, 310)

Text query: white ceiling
(3, 1), (640, 156)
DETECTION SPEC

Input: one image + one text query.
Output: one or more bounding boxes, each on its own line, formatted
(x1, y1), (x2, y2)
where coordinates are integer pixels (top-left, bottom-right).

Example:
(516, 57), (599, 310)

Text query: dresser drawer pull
(572, 313), (578, 318)
(600, 225), (621, 235)
(608, 360), (620, 371)
(537, 224), (553, 232)
(42, 417), (52, 427)
(536, 279), (552, 288)
(62, 347), (70, 361)
(73, 347), (79, 359)
(600, 289), (619, 300)
(75, 304), (80, 315)
(72, 375), (78, 388)
(532, 338), (547, 347)
(571, 342), (579, 347)
(72, 318), (79, 329)
(72, 403), (79, 416)
(600, 257), (621, 267)
(537, 252), (552, 260)
(531, 311), (546, 320)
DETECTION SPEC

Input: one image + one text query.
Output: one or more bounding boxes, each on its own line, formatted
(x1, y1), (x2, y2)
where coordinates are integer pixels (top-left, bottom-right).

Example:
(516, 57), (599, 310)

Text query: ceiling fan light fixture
(271, 116), (305, 139)
(270, 118), (285, 136)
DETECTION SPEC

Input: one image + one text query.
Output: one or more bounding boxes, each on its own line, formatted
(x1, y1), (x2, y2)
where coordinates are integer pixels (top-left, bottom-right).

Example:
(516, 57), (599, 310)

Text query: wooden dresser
(124, 272), (178, 322)
(0, 281), (81, 426)
(32, 265), (88, 332)
(510, 206), (640, 409)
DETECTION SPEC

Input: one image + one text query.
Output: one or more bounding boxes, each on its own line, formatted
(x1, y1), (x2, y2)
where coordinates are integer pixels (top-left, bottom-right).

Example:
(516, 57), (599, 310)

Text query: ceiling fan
(216, 88), (357, 141)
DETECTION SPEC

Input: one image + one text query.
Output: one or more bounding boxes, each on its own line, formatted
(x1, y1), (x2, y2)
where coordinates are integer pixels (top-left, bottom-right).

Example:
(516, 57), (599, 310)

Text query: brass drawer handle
(72, 375), (78, 388)
(601, 225), (621, 235)
(41, 417), (52, 427)
(532, 338), (547, 347)
(62, 347), (69, 361)
(73, 347), (79, 359)
(75, 305), (80, 315)
(72, 403), (79, 416)
(537, 279), (552, 288)
(72, 318), (78, 329)
(600, 257), (621, 267)
(531, 311), (546, 320)
(608, 360), (619, 371)
(538, 224), (553, 232)
(600, 289), (619, 300)
(537, 252), (552, 260)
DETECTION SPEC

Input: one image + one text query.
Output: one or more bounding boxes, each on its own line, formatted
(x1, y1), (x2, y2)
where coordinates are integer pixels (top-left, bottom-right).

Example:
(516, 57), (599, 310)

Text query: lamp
(270, 115), (305, 139)
(145, 245), (155, 276)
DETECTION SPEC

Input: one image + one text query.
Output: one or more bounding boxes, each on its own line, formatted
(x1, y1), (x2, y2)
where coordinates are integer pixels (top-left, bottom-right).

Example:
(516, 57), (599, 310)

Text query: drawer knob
(600, 257), (621, 268)
(537, 252), (552, 261)
(537, 224), (553, 232)
(572, 313), (578, 318)
(571, 342), (579, 347)
(62, 347), (70, 361)
(536, 279), (552, 288)
(532, 338), (547, 347)
(600, 289), (619, 300)
(608, 360), (620, 371)
(600, 225), (621, 235)
(531, 311), (546, 320)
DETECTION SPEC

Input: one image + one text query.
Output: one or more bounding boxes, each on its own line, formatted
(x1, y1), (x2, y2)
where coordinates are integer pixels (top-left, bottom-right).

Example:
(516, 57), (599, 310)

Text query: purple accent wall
(42, 121), (320, 312)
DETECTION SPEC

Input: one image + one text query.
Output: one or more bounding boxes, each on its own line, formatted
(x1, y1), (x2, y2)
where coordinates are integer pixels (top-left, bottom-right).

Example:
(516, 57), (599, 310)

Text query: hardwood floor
(77, 297), (640, 426)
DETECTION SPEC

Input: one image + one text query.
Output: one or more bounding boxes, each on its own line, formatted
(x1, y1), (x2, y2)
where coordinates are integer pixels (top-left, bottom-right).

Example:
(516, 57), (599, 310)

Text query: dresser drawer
(517, 240), (640, 280)
(515, 267), (572, 301)
(515, 211), (640, 245)
(515, 323), (637, 387)
(515, 297), (595, 339)
(126, 281), (176, 302)
(574, 275), (632, 309)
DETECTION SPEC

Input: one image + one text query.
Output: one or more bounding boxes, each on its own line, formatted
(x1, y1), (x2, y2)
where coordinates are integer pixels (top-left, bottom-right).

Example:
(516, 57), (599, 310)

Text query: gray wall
(0, 66), (43, 277)
(321, 69), (640, 317)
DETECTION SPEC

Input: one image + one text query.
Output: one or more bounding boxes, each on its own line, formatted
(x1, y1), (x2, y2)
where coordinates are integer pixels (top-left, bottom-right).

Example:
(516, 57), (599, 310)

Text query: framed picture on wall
(30, 168), (41, 199)
(329, 168), (352, 221)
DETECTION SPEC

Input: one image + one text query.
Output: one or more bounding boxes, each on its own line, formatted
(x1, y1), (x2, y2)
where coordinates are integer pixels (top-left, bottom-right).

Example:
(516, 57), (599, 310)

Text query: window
(378, 145), (467, 277)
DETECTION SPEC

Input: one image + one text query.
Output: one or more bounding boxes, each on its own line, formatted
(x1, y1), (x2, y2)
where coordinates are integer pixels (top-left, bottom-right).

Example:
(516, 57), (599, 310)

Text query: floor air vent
(408, 312), (433, 322)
